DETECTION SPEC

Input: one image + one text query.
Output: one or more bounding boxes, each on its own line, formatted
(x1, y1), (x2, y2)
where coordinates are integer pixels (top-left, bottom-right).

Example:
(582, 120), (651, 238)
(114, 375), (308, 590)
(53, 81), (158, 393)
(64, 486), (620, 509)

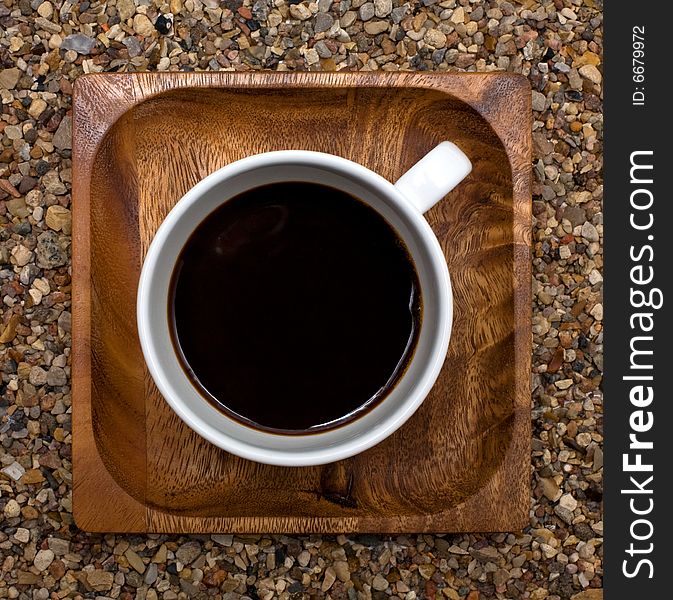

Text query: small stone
(593, 446), (604, 471)
(314, 40), (332, 58)
(424, 28), (447, 48)
(59, 311), (71, 333)
(581, 221), (599, 242)
(4, 499), (21, 518)
(571, 591), (603, 600)
(576, 51), (601, 66)
(0, 314), (20, 344)
(7, 197), (29, 218)
(45, 205), (72, 233)
(568, 68), (583, 90)
(60, 34), (97, 54)
(289, 4), (312, 20)
(30, 287), (43, 304)
(432, 48), (447, 64)
(391, 5), (407, 23)
(1, 461), (26, 481)
(133, 14), (156, 36)
(22, 506), (39, 519)
(3, 126), (21, 140)
(374, 0), (392, 17)
(556, 379), (573, 390)
(304, 48), (320, 64)
(49, 559), (66, 579)
(333, 560), (350, 582)
(34, 549), (55, 572)
(117, 0), (136, 21)
(512, 554), (526, 568)
(418, 564), (436, 579)
(372, 573), (389, 590)
(12, 244), (34, 267)
(561, 7), (577, 20)
(123, 36), (143, 57)
(364, 20), (388, 35)
(564, 205), (586, 228)
(359, 3), (375, 21)
(569, 190), (592, 204)
(19, 176), (38, 194)
(532, 90), (546, 112)
(35, 16), (61, 34)
(87, 570), (114, 592)
(211, 534), (233, 546)
(253, 0), (269, 19)
(203, 569), (227, 587)
(176, 541), (201, 565)
(37, 1), (53, 18)
(14, 528), (30, 543)
(152, 544), (168, 562)
(579, 64), (602, 84)
(38, 450), (61, 470)
(493, 568), (510, 587)
(589, 269), (603, 285)
(540, 477), (562, 501)
(322, 567), (336, 592)
(127, 571), (144, 587)
(29, 366), (48, 386)
(0, 179), (20, 198)
(559, 493), (578, 512)
(48, 538), (70, 555)
(52, 116), (72, 151)
(554, 505), (574, 524)
(28, 98), (48, 119)
(36, 231), (67, 269)
(590, 303), (603, 321)
(314, 12), (333, 32)
(124, 548), (146, 573)
(576, 432), (592, 447)
(496, 38), (517, 56)
(337, 10), (353, 27)
(297, 550), (310, 566)
(0, 68), (21, 90)
(145, 562), (158, 585)
(25, 189), (44, 207)
(451, 6), (465, 23)
(540, 542), (557, 558)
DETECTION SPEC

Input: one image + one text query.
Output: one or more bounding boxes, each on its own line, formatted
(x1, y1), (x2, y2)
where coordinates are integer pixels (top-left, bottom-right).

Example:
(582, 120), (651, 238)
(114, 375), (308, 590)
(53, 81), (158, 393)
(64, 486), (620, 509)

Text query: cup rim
(137, 150), (452, 466)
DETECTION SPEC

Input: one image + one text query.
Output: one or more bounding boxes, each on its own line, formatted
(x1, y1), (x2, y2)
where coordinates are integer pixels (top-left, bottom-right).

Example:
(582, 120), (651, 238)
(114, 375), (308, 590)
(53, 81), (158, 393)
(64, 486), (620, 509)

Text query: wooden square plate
(72, 72), (531, 533)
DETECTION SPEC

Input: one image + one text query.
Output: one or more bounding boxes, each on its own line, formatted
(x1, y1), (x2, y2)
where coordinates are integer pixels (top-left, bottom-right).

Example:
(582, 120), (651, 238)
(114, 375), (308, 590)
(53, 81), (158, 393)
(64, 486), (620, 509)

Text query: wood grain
(72, 72), (531, 533)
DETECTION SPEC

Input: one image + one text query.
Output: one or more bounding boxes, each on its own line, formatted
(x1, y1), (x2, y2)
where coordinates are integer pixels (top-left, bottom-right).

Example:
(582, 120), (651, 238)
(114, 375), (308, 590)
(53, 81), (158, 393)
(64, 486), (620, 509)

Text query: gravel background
(0, 0), (603, 599)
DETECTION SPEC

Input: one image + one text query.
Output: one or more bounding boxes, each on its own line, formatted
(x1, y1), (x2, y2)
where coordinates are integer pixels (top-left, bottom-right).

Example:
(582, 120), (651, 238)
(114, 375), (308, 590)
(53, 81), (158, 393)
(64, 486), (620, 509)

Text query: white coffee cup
(137, 142), (471, 466)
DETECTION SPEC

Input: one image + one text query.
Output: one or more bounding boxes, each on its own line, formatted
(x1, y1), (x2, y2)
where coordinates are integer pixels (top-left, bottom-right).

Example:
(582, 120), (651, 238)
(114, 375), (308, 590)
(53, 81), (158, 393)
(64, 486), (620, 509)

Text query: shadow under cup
(137, 155), (452, 466)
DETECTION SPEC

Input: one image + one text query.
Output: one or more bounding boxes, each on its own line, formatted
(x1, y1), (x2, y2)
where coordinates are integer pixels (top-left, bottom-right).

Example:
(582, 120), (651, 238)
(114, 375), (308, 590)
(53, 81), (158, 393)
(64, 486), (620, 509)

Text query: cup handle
(394, 142), (472, 214)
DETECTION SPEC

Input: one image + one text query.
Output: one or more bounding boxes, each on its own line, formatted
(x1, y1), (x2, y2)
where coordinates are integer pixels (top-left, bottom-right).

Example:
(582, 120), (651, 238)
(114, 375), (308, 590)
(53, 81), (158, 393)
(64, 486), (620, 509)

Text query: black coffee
(169, 181), (421, 433)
